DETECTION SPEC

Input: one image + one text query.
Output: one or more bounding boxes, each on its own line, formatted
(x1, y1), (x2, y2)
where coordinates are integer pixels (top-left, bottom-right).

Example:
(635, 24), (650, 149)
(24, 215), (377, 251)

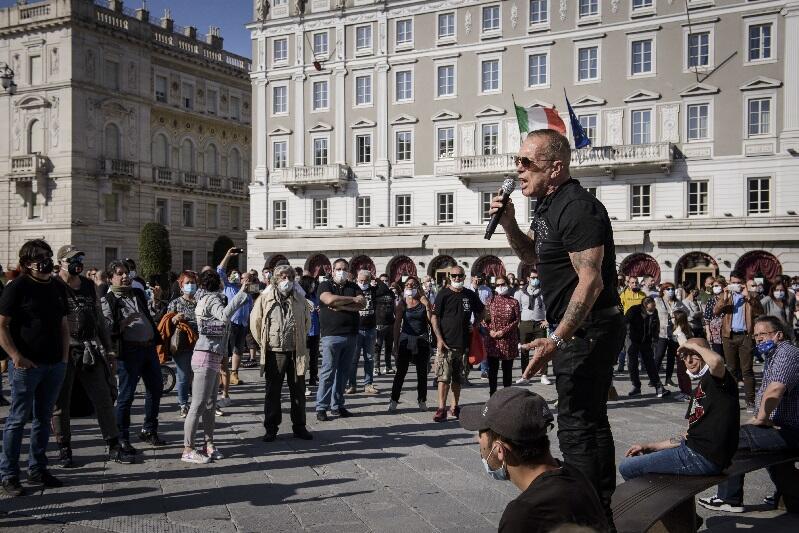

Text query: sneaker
(449, 405), (461, 419)
(384, 367), (396, 375)
(608, 385), (619, 401)
(666, 379), (678, 388)
(316, 411), (330, 422)
(293, 427), (313, 440)
(262, 431), (277, 442)
(181, 449), (211, 464)
(120, 440), (138, 455)
(764, 493), (778, 508)
(418, 401), (427, 411)
(179, 405), (189, 418)
(656, 386), (671, 398)
(108, 445), (136, 464)
(388, 400), (398, 413)
(628, 387), (641, 397)
(332, 408), (353, 418)
(433, 408), (447, 423)
(215, 407), (225, 416)
(675, 392), (692, 402)
(139, 431), (166, 446)
(230, 371), (242, 385)
(242, 359), (258, 368)
(217, 396), (232, 408)
(746, 402), (756, 414)
(58, 446), (75, 468)
(1, 476), (24, 497)
(305, 387), (312, 397)
(365, 384), (379, 395)
(540, 375), (552, 385)
(374, 366), (382, 376)
(204, 445), (224, 460)
(697, 495), (744, 513)
(462, 377), (472, 387)
(344, 386), (357, 394)
(480, 371), (488, 380)
(27, 469), (63, 488)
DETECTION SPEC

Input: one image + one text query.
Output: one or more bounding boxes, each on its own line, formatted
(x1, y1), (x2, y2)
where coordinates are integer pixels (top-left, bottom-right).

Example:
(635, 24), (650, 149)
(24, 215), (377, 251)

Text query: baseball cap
(459, 388), (554, 444)
(56, 245), (84, 262)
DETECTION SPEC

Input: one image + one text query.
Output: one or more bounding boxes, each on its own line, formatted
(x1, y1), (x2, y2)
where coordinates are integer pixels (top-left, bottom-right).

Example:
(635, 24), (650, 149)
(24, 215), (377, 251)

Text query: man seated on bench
(699, 315), (799, 513)
(619, 337), (740, 480)
(459, 388), (609, 533)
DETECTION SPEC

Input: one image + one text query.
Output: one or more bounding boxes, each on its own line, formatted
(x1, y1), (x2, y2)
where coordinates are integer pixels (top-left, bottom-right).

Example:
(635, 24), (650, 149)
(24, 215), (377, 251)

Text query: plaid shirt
(757, 341), (799, 429)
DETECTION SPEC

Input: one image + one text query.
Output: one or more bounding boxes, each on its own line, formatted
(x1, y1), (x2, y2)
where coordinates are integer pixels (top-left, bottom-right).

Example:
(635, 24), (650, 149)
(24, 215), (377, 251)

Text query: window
(356, 25), (372, 51)
(631, 39), (652, 75)
(481, 59), (500, 93)
(395, 194), (412, 226)
(357, 196), (371, 227)
(104, 59), (119, 90)
(687, 104), (709, 140)
(437, 126), (454, 159)
(205, 144), (218, 175)
(437, 192), (454, 224)
(396, 131), (412, 161)
(748, 23), (772, 62)
(527, 53), (547, 87)
(273, 141), (287, 169)
(396, 19), (413, 46)
(481, 192), (493, 223)
(273, 85), (288, 114)
(312, 80), (328, 110)
(180, 139), (195, 171)
(356, 134), (372, 164)
(355, 75), (372, 105)
(313, 137), (328, 165)
(747, 177), (770, 214)
(313, 32), (328, 56)
(181, 82), (194, 110)
(482, 123), (499, 155)
(631, 185), (651, 218)
(748, 98), (771, 136)
(228, 149), (241, 179)
(207, 203), (218, 229)
(687, 32), (709, 68)
(230, 206), (241, 229)
(29, 55), (42, 85)
(28, 120), (44, 154)
(688, 181), (708, 216)
(182, 201), (194, 227)
(229, 96), (240, 120)
(437, 65), (455, 97)
(482, 5), (500, 33)
(578, 114), (597, 144)
(207, 88), (218, 114)
(104, 248), (119, 270)
(585, 187), (597, 197)
(104, 192), (120, 222)
(155, 75), (167, 102)
(632, 0), (652, 8)
(577, 46), (598, 81)
(530, 0), (548, 24)
(104, 124), (121, 159)
(273, 200), (287, 229)
(578, 0), (598, 17)
(396, 70), (413, 102)
(274, 38), (288, 63)
(156, 198), (169, 225)
(631, 109), (652, 145)
(182, 251), (194, 272)
(438, 13), (455, 39)
(313, 198), (328, 227)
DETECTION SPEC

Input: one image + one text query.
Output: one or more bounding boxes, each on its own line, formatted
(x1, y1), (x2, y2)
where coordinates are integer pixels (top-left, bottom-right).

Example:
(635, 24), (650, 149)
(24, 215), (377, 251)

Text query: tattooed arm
(552, 245), (605, 341)
(506, 225), (538, 266)
(625, 434), (687, 456)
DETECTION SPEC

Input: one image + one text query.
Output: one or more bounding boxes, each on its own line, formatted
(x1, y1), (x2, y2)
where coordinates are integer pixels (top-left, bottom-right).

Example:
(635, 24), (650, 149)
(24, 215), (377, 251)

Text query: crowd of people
(0, 127), (797, 533)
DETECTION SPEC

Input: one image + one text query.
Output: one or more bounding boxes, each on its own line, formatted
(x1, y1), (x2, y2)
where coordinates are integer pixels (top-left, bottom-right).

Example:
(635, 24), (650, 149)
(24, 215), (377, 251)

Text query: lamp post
(1, 63), (16, 94)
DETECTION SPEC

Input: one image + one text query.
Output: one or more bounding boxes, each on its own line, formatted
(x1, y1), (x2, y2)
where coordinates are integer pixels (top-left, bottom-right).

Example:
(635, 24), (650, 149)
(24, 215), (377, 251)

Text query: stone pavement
(0, 360), (796, 532)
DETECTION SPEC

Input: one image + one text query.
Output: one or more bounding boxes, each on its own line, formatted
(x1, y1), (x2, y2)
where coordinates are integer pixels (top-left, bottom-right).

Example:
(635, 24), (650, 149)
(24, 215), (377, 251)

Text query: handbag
(199, 317), (225, 337)
(468, 327), (486, 365)
(170, 327), (192, 355)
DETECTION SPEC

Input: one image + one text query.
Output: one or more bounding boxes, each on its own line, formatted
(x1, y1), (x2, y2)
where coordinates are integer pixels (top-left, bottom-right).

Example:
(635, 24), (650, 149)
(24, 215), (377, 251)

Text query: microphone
(484, 177), (515, 240)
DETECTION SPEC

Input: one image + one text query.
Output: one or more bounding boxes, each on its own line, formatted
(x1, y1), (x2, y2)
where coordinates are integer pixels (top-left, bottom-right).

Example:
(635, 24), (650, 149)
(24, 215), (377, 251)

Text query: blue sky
(1, 0), (253, 58)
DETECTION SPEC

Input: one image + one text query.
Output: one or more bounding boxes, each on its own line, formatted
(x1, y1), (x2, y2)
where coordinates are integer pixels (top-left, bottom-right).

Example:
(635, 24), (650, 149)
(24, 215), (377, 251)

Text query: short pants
(435, 347), (467, 385)
(228, 323), (247, 355)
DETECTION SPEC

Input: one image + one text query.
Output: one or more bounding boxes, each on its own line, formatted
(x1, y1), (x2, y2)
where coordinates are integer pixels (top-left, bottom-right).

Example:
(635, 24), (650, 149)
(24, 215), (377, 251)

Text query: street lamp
(1, 63), (16, 94)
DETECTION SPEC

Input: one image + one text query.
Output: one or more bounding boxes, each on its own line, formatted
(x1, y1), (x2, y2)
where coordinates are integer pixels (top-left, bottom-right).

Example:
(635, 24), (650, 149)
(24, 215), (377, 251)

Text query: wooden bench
(612, 449), (799, 533)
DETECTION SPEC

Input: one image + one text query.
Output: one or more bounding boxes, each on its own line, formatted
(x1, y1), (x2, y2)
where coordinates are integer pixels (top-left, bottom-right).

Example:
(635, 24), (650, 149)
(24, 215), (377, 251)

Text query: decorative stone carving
(128, 61), (137, 90)
(50, 96), (59, 148)
(50, 48), (59, 75)
(295, 33), (303, 65)
(85, 98), (98, 151)
(336, 28), (344, 60)
(507, 121), (521, 151)
(604, 109), (623, 145)
(13, 107), (21, 152)
(659, 104), (679, 143)
(258, 39), (265, 70)
(255, 0), (269, 21)
(611, 0), (619, 13)
(465, 11), (472, 34)
(460, 122), (476, 156)
(126, 111), (137, 158)
(511, 4), (518, 28)
(295, 0), (306, 15)
(85, 50), (95, 81)
(11, 53), (20, 74)
(559, 0), (567, 21)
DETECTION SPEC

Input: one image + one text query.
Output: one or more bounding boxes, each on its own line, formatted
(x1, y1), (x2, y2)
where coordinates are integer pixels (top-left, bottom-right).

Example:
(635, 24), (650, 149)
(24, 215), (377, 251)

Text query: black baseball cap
(459, 388), (554, 443)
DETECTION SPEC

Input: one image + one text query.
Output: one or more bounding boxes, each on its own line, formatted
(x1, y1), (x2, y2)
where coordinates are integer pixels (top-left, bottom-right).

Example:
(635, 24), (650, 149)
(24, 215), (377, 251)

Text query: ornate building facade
(250, 0), (799, 285)
(0, 0), (251, 271)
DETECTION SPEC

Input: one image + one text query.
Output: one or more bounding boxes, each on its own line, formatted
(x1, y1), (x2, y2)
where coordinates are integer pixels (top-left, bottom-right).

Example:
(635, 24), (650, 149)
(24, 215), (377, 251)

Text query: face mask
(67, 259), (84, 276)
(263, 272), (272, 281)
(451, 280), (464, 289)
(182, 283), (197, 295)
(358, 282), (369, 291)
(665, 289), (675, 299)
(278, 279), (293, 295)
(31, 257), (54, 274)
(792, 284), (799, 291)
(128, 270), (137, 279)
(530, 278), (541, 288)
(729, 283), (743, 294)
(334, 270), (348, 283)
(646, 310), (655, 316)
(712, 286), (722, 295)
(773, 290), (785, 300)
(404, 288), (417, 298)
(495, 286), (509, 296)
(686, 364), (710, 380)
(756, 339), (776, 355)
(481, 444), (508, 481)
(230, 273), (241, 283)
(631, 285), (640, 292)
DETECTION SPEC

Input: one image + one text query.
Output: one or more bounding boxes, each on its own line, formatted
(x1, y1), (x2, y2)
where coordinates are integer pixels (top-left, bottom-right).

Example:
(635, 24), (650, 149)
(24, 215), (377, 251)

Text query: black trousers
(488, 358), (514, 395)
(518, 320), (547, 370)
(263, 351), (306, 432)
(553, 312), (624, 525)
(627, 341), (661, 390)
(375, 324), (395, 370)
(390, 338), (429, 403)
(655, 337), (677, 382)
(307, 335), (320, 384)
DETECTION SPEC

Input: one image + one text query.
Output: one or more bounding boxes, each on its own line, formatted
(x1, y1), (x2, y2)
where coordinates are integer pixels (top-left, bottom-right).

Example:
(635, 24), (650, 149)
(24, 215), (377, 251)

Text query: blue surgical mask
(182, 283), (197, 295)
(530, 278), (540, 288)
(481, 444), (508, 481)
(756, 340), (776, 355)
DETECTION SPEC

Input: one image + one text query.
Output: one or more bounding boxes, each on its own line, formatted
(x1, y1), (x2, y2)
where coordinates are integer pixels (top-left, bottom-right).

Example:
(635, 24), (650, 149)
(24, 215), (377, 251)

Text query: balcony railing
(10, 154), (48, 175)
(454, 153), (515, 182)
(208, 176), (222, 189)
(181, 171), (199, 186)
(273, 164), (350, 192)
(99, 158), (135, 177)
(230, 179), (245, 194)
(152, 167), (173, 184)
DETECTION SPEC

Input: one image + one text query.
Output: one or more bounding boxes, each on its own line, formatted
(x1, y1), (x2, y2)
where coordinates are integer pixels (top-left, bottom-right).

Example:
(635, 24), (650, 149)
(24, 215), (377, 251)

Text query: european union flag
(565, 91), (591, 149)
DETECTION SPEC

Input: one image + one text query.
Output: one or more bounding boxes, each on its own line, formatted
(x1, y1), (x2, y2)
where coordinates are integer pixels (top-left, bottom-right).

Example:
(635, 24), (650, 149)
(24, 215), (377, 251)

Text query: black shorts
(229, 323), (247, 355)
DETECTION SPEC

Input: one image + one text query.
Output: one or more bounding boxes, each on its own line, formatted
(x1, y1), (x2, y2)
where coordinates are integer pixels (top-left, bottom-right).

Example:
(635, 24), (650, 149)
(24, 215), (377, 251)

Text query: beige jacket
(250, 287), (312, 376)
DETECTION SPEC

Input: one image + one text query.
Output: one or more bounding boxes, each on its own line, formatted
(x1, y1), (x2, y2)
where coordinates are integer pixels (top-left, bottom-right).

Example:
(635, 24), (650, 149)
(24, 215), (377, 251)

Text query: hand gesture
(488, 191), (516, 228)
(522, 337), (558, 379)
(625, 443), (647, 457)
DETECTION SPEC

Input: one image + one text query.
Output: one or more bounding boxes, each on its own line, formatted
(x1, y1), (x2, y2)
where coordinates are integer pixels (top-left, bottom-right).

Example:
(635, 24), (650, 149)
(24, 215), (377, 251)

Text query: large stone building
(0, 0), (251, 272)
(248, 0), (799, 286)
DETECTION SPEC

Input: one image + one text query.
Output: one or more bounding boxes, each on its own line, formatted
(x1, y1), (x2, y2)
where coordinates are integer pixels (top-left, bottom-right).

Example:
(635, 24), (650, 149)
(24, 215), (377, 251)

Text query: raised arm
(678, 337), (725, 379)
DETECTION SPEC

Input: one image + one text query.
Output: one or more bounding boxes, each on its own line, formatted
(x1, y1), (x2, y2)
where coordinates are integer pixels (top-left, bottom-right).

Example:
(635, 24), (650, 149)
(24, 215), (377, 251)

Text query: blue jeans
(0, 360), (66, 479)
(619, 442), (721, 481)
(316, 334), (356, 412)
(115, 344), (162, 441)
(173, 349), (193, 408)
(717, 424), (799, 504)
(349, 328), (376, 387)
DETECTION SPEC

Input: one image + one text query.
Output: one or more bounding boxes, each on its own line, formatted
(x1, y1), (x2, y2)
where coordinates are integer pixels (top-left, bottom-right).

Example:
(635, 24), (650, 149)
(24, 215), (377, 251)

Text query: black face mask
(67, 258), (84, 276)
(32, 257), (55, 274)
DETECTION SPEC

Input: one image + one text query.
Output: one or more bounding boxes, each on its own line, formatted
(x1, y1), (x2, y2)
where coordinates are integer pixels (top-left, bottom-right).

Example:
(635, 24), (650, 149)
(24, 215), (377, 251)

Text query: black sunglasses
(451, 273), (465, 279)
(514, 156), (557, 169)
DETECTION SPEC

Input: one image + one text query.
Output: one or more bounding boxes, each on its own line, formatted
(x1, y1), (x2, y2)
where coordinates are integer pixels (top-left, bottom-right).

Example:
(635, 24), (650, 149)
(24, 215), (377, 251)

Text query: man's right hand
(489, 193), (517, 229)
(625, 443), (648, 457)
(437, 341), (449, 354)
(11, 355), (37, 370)
(352, 295), (366, 308)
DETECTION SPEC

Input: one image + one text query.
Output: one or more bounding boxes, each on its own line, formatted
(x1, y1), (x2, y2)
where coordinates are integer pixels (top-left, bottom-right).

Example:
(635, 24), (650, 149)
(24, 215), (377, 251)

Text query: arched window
(228, 148), (241, 178)
(104, 123), (120, 159)
(205, 144), (218, 175)
(28, 119), (45, 154)
(152, 134), (169, 168)
(180, 139), (194, 171)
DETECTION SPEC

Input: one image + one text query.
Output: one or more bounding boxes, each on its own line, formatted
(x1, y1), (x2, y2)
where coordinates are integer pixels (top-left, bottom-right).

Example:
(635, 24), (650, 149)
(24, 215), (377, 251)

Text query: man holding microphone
(489, 129), (624, 526)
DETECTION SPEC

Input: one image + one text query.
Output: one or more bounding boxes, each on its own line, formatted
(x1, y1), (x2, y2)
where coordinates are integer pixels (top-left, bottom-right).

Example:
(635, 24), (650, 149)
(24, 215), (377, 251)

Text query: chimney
(161, 9), (173, 32)
(135, 8), (149, 22)
(183, 25), (197, 40)
(206, 26), (224, 50)
(108, 0), (124, 12)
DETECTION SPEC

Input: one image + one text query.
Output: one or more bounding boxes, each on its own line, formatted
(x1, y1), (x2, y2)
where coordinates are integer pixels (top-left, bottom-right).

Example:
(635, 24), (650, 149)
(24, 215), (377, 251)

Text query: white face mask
(404, 288), (417, 298)
(278, 279), (293, 295)
(712, 286), (722, 295)
(729, 283), (743, 294)
(686, 364), (709, 380)
(334, 270), (348, 283)
(774, 290), (785, 300)
(495, 286), (509, 296)
(451, 280), (464, 289)
(358, 281), (369, 290)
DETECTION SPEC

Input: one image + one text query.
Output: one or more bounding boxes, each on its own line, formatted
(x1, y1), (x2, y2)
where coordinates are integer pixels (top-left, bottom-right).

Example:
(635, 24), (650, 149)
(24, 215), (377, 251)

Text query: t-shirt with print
(357, 283), (377, 330)
(61, 276), (101, 347)
(374, 281), (396, 326)
(433, 287), (484, 350)
(685, 369), (740, 468)
(318, 280), (360, 337)
(0, 274), (68, 365)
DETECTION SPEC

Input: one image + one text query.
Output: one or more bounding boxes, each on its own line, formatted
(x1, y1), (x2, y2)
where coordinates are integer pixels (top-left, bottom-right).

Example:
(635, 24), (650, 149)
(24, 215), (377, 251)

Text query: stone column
(293, 72), (305, 165)
(375, 62), (389, 165)
(781, 2), (799, 151)
(254, 80), (268, 181)
(334, 67), (346, 163)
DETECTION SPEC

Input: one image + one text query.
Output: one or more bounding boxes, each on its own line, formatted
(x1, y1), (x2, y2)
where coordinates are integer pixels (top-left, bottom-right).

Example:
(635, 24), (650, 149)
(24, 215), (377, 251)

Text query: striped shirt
(757, 341), (799, 429)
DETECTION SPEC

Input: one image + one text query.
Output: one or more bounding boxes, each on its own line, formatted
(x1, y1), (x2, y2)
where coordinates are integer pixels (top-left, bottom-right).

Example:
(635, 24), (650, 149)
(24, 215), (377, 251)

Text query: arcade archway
(429, 255), (457, 286)
(735, 250), (782, 281)
(472, 255), (506, 281)
(305, 254), (331, 278)
(350, 255), (376, 277)
(675, 252), (718, 289)
(619, 253), (661, 283)
(387, 255), (417, 283)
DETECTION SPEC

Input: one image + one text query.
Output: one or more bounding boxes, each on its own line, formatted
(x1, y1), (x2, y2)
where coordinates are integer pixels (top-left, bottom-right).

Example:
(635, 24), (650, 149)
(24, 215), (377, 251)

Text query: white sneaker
(540, 375), (552, 385)
(388, 400), (398, 413)
(217, 396), (231, 408)
(515, 377), (531, 385)
(181, 449), (211, 464)
(305, 387), (311, 397)
(697, 495), (744, 513)
(203, 445), (224, 460)
(418, 401), (427, 411)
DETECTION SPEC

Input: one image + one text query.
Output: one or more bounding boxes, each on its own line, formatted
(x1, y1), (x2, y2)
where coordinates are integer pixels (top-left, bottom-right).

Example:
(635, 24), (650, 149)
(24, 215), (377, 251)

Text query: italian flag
(514, 104), (567, 136)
